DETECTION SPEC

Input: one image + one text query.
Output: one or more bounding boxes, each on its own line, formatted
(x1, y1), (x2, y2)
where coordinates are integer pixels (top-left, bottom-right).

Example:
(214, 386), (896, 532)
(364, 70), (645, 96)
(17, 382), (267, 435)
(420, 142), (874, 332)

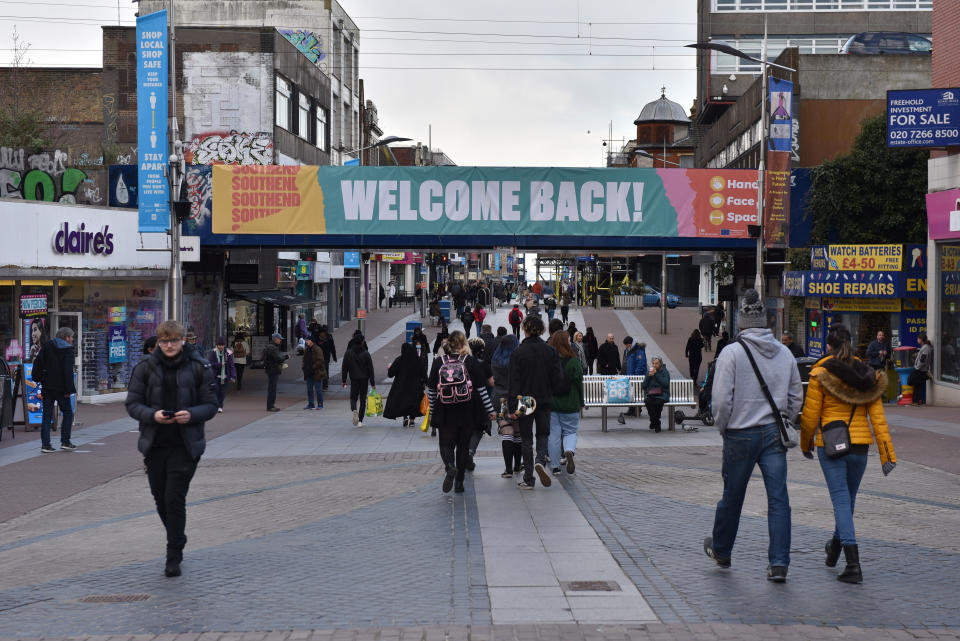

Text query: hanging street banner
(212, 166), (770, 239)
(769, 78), (794, 152)
(887, 88), (960, 148)
(136, 10), (170, 232)
(763, 151), (791, 248)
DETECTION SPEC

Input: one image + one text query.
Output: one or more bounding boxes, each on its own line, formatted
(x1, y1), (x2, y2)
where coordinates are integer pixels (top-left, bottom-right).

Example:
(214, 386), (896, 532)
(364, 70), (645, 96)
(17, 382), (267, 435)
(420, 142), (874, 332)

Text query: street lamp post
(341, 136), (412, 334)
(687, 21), (795, 301)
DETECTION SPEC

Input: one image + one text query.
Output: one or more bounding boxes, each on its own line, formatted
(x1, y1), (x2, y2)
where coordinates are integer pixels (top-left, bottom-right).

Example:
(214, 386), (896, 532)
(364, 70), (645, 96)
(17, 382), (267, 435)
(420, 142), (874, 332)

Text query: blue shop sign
(136, 10), (169, 232)
(343, 251), (361, 269)
(783, 270), (925, 298)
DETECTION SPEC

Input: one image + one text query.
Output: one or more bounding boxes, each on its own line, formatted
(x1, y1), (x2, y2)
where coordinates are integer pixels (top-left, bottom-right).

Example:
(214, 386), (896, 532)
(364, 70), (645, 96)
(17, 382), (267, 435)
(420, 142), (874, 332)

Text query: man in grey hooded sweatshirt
(703, 289), (802, 583)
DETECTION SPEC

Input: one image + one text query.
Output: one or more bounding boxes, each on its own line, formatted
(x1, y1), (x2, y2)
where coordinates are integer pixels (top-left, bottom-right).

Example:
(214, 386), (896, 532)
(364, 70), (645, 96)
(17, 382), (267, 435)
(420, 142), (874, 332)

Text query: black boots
(164, 549), (182, 577)
(838, 544), (862, 583)
(825, 536), (842, 567)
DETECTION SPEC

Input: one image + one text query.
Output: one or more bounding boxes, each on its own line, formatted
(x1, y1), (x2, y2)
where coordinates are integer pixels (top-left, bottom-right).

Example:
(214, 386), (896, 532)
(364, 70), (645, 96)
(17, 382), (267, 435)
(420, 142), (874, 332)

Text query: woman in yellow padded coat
(800, 324), (896, 585)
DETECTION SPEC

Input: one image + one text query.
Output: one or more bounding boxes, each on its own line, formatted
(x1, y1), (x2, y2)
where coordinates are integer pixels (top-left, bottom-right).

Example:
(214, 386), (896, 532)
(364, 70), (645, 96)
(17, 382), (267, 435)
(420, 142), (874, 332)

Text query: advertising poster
(763, 150), (791, 248)
(827, 245), (903, 271)
(136, 9), (170, 232)
(109, 325), (127, 364)
(22, 362), (43, 426)
(887, 88), (960, 149)
(901, 311), (926, 348)
(769, 78), (794, 152)
(212, 166), (768, 239)
(23, 316), (47, 363)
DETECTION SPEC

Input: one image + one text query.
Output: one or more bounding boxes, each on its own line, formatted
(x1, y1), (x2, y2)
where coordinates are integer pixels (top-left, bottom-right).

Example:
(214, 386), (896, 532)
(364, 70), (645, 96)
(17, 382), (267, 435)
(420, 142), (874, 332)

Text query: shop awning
(228, 289), (318, 307)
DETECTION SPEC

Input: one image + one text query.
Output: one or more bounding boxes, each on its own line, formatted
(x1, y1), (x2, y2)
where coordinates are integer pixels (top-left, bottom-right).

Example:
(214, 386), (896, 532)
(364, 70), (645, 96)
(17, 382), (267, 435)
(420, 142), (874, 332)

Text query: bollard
(897, 384), (913, 406)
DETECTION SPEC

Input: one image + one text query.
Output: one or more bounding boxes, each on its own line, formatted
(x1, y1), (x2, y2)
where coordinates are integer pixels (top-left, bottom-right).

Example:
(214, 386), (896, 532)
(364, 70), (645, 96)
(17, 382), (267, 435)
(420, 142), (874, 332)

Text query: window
(275, 75), (292, 130)
(712, 0), (931, 8)
(315, 105), (327, 151)
(298, 93), (311, 140)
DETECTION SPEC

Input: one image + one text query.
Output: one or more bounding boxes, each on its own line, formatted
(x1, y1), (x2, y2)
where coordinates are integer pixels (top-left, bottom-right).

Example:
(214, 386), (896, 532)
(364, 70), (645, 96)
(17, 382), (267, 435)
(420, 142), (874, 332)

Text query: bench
(582, 375), (698, 432)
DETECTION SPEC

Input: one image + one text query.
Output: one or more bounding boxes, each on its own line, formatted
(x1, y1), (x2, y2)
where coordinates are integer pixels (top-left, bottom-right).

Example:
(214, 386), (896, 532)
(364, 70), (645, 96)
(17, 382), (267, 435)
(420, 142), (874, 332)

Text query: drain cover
(560, 580), (621, 592)
(79, 594), (150, 603)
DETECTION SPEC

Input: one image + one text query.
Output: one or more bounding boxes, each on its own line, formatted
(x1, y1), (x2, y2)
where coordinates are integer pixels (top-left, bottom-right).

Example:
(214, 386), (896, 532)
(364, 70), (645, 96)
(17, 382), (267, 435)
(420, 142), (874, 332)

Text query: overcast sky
(4, 0), (697, 167)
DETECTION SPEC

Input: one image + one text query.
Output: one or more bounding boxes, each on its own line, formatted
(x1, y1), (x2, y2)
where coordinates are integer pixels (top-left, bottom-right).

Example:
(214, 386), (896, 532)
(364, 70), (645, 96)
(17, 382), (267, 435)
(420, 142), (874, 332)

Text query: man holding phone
(126, 320), (218, 578)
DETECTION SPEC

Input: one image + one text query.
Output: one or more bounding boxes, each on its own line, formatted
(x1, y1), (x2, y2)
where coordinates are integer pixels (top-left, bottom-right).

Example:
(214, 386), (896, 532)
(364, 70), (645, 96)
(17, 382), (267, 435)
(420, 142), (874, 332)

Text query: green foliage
(710, 251), (735, 285)
(787, 248), (810, 270)
(808, 115), (928, 245)
(0, 107), (49, 152)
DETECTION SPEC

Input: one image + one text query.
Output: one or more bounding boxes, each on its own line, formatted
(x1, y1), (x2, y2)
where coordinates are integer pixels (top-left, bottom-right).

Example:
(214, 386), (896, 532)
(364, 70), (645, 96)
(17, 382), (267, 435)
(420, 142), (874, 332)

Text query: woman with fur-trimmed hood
(800, 324), (897, 585)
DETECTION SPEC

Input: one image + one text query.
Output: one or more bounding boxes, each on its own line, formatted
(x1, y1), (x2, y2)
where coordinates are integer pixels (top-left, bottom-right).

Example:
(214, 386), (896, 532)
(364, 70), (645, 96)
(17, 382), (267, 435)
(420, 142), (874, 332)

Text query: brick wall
(932, 3), (960, 88)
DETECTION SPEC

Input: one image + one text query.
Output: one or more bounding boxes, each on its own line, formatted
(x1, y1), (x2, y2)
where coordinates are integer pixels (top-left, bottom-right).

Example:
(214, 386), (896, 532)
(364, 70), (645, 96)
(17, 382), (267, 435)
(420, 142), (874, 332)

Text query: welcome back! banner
(212, 166), (766, 240)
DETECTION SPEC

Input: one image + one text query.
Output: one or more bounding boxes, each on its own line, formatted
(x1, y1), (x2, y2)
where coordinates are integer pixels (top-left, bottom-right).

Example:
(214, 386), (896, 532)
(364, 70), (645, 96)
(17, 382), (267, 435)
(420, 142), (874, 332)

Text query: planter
(613, 295), (642, 309)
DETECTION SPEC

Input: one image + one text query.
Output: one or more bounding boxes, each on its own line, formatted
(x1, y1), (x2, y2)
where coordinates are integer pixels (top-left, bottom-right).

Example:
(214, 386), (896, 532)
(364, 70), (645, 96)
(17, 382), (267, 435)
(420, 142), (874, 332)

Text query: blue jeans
(305, 376), (324, 407)
(547, 309), (555, 322)
(548, 411), (579, 467)
(214, 380), (227, 409)
(41, 396), (73, 447)
(711, 423), (791, 567)
(817, 447), (868, 545)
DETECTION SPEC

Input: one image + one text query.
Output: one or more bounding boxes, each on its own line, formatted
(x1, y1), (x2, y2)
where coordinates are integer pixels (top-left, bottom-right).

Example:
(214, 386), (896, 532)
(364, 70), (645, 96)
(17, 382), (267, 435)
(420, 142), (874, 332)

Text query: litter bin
(437, 299), (452, 323)
(405, 321), (422, 344)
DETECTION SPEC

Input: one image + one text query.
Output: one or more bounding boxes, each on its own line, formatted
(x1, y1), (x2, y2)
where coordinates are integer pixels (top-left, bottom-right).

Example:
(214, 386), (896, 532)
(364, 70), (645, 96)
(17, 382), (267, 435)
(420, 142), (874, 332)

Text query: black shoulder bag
(819, 404), (856, 458)
(736, 339), (799, 448)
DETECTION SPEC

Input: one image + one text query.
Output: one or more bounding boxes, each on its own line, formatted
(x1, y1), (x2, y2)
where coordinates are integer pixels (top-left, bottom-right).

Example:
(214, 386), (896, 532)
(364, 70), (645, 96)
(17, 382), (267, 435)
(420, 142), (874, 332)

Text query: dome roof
(634, 88), (690, 125)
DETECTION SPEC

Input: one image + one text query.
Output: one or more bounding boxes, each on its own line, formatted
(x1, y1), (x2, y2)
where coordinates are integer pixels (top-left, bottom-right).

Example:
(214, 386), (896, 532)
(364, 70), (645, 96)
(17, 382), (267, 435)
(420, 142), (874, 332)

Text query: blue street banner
(769, 78), (794, 152)
(887, 88), (960, 148)
(136, 10), (170, 232)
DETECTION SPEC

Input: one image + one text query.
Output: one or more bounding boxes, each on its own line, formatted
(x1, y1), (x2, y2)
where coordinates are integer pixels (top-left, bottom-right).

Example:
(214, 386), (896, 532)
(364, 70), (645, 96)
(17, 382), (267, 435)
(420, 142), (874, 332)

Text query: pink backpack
(437, 354), (473, 404)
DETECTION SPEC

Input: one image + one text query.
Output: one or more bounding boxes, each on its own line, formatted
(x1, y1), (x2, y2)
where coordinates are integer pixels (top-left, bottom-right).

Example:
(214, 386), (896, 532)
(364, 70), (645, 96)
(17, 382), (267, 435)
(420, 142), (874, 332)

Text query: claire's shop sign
(52, 222), (115, 256)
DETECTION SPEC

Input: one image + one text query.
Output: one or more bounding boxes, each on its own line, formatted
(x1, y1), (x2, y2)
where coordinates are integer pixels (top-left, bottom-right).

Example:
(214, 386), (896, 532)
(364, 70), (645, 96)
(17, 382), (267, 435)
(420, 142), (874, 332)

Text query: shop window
(939, 243), (960, 385)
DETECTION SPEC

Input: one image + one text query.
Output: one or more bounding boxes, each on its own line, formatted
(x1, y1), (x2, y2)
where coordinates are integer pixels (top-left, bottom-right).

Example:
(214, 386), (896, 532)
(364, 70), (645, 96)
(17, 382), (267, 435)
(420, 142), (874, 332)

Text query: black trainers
(703, 537), (731, 568)
(534, 463), (552, 487)
(551, 467), (561, 475)
(61, 442), (77, 451)
(565, 451), (575, 474)
(442, 466), (456, 493)
(767, 565), (787, 582)
(501, 469), (514, 478)
(454, 482), (465, 493)
(617, 413), (626, 424)
(41, 445), (56, 453)
(517, 480), (535, 490)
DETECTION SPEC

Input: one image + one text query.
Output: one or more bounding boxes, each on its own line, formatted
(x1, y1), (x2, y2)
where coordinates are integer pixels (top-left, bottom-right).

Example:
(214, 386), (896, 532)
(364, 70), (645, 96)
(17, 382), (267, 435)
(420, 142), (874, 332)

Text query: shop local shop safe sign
(212, 166), (769, 239)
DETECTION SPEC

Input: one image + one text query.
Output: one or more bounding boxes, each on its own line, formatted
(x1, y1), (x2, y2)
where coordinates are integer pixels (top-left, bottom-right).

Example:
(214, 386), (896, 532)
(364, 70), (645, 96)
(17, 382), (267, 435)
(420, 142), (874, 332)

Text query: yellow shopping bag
(366, 389), (383, 417)
(420, 404), (430, 432)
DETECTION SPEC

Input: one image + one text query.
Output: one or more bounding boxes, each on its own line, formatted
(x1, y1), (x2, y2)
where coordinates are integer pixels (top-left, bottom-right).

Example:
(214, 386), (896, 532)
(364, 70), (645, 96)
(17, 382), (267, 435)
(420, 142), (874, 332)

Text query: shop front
(0, 201), (169, 403)
(783, 244), (927, 359)
(926, 187), (960, 405)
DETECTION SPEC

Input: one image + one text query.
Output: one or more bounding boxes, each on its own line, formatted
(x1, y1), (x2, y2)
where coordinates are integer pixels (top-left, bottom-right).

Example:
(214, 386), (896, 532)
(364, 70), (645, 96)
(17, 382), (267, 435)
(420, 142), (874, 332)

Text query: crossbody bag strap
(736, 338), (787, 437)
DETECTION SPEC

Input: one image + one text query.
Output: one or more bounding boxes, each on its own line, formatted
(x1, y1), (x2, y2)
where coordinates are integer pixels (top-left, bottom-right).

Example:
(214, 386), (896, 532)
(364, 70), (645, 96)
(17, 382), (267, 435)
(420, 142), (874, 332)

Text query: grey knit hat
(738, 289), (767, 329)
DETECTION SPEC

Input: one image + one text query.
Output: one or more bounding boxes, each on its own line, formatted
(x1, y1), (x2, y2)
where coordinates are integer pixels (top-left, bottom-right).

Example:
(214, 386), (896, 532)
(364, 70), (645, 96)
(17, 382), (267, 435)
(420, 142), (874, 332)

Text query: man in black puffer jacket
(126, 320), (218, 578)
(32, 327), (77, 453)
(508, 315), (567, 489)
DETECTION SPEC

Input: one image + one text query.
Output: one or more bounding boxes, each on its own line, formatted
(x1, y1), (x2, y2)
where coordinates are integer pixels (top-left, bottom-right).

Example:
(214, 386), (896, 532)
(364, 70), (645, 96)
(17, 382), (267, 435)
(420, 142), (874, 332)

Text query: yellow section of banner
(821, 298), (901, 312)
(827, 244), (902, 271)
(212, 165), (326, 234)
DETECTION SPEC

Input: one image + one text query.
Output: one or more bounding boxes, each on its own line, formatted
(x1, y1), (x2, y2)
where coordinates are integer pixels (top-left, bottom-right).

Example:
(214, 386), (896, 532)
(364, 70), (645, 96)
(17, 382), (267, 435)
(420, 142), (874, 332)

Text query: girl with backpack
(491, 335), (521, 477)
(426, 331), (496, 494)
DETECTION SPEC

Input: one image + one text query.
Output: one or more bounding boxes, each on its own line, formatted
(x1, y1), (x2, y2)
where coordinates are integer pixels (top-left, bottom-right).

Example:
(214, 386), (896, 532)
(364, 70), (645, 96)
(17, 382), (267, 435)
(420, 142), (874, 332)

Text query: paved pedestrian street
(2, 306), (960, 641)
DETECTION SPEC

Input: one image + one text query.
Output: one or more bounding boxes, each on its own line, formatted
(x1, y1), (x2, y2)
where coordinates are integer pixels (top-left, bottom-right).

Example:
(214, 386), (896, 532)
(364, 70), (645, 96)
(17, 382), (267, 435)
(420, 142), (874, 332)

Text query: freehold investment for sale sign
(212, 166), (773, 240)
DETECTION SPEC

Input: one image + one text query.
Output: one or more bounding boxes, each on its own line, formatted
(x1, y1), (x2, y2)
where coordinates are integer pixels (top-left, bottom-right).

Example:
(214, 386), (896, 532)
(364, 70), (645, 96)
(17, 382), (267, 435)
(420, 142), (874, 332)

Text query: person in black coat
(411, 326), (431, 369)
(596, 333), (621, 375)
(125, 320), (218, 578)
(32, 327), (77, 452)
(316, 326), (337, 391)
(262, 333), (289, 411)
(426, 331), (495, 493)
(685, 328), (705, 383)
(508, 315), (567, 489)
(699, 313), (716, 351)
(384, 342), (427, 427)
(341, 332), (376, 427)
(583, 327), (599, 374)
(433, 320), (450, 355)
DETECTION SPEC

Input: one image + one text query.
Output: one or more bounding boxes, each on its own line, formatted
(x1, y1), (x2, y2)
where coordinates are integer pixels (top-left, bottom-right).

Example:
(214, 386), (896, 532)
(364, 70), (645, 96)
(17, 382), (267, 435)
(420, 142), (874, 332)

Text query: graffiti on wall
(183, 164), (212, 232)
(0, 147), (105, 204)
(278, 28), (326, 66)
(108, 165), (138, 208)
(184, 131), (273, 166)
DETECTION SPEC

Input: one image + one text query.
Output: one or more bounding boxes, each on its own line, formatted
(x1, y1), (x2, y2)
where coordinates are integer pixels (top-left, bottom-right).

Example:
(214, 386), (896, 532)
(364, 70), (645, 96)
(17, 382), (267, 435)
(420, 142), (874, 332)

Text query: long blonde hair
(443, 330), (471, 356)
